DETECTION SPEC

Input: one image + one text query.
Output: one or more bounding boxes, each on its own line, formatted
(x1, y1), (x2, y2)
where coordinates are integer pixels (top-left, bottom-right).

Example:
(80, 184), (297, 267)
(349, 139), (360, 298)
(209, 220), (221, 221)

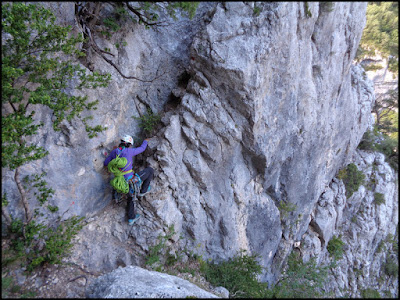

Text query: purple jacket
(104, 140), (148, 179)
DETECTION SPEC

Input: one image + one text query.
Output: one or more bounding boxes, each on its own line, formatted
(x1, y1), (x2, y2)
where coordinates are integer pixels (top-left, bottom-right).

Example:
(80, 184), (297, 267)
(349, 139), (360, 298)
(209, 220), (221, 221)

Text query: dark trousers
(127, 167), (154, 219)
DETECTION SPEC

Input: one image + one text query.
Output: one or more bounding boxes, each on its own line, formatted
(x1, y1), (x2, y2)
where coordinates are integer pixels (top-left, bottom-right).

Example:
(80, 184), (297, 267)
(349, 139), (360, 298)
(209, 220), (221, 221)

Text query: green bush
(361, 288), (381, 298)
(201, 249), (270, 298)
(133, 108), (161, 136)
(384, 256), (398, 277)
(278, 201), (297, 220)
(145, 225), (176, 268)
(337, 164), (365, 198)
(1, 276), (36, 298)
(271, 253), (330, 298)
(5, 216), (84, 272)
(358, 130), (398, 171)
(327, 235), (345, 261)
(374, 192), (385, 205)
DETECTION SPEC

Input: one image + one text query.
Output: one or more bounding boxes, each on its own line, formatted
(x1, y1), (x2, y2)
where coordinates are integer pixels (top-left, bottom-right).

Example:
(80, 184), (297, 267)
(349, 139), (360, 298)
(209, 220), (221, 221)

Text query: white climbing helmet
(121, 134), (133, 145)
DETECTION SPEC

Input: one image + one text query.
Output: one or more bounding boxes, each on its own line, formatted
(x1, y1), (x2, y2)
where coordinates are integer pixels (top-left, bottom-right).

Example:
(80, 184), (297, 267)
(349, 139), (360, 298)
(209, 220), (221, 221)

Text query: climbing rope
(107, 155), (131, 194)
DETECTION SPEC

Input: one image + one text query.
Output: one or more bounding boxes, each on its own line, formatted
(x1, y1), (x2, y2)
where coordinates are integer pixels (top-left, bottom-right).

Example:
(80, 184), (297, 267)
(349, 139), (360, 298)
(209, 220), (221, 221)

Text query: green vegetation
(357, 2), (398, 74)
(2, 275), (36, 298)
(77, 2), (198, 81)
(358, 128), (398, 171)
(202, 249), (268, 298)
(133, 108), (161, 137)
(2, 3), (111, 168)
(2, 4), (102, 271)
(337, 164), (366, 198)
(253, 6), (261, 16)
(327, 235), (345, 260)
(374, 192), (385, 205)
(363, 63), (385, 72)
(304, 2), (312, 18)
(3, 216), (84, 272)
(271, 253), (331, 298)
(320, 2), (335, 13)
(145, 225), (178, 269)
(278, 200), (297, 219)
(383, 256), (398, 277)
(360, 288), (381, 298)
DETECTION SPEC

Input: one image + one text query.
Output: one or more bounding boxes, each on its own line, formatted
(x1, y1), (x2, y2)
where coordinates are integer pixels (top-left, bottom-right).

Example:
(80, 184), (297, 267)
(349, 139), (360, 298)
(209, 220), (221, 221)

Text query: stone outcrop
(3, 2), (397, 297)
(86, 265), (220, 298)
(301, 149), (398, 297)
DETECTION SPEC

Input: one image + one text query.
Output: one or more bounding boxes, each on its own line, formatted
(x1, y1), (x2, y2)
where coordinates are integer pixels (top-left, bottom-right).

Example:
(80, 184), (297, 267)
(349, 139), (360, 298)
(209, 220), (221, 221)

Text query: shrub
(374, 192), (385, 205)
(145, 225), (176, 268)
(358, 130), (398, 171)
(327, 235), (345, 261)
(133, 108), (161, 136)
(5, 216), (84, 272)
(384, 256), (398, 277)
(201, 249), (269, 298)
(272, 253), (330, 298)
(278, 201), (297, 220)
(337, 164), (365, 198)
(360, 288), (381, 298)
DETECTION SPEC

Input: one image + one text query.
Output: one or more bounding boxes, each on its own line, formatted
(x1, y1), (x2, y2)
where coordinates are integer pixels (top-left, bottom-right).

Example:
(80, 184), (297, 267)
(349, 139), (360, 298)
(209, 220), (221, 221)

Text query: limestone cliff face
(4, 2), (396, 296)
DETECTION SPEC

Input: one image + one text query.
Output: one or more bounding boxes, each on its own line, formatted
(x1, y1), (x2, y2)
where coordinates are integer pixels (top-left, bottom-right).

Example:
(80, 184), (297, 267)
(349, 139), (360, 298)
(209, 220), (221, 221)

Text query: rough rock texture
(3, 2), (397, 298)
(134, 2), (375, 282)
(86, 265), (219, 298)
(301, 149), (398, 297)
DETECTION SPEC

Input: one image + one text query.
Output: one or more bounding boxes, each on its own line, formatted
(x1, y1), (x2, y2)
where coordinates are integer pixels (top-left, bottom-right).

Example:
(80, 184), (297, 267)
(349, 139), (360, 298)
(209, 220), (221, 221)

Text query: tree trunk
(2, 205), (12, 225)
(15, 167), (31, 223)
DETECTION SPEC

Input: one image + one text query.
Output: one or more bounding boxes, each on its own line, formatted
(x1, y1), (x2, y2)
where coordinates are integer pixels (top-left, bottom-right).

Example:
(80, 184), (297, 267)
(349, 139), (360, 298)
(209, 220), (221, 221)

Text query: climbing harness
(113, 173), (142, 205)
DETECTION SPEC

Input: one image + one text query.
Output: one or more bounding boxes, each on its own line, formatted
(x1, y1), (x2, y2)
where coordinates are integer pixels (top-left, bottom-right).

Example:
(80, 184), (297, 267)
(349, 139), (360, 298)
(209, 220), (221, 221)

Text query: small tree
(2, 3), (110, 269)
(358, 2), (398, 75)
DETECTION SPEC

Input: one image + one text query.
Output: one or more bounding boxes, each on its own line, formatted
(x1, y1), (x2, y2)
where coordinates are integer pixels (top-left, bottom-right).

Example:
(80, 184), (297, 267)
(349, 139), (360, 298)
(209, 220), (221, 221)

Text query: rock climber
(104, 135), (154, 225)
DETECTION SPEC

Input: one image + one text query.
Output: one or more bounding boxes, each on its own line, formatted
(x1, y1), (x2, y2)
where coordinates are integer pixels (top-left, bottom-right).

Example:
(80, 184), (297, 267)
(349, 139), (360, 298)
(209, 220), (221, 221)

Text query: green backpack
(107, 148), (132, 194)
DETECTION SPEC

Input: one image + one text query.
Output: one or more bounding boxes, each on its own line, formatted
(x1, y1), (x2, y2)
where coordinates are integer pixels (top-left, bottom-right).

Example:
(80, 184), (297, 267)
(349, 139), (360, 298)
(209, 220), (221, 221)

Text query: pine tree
(359, 2), (398, 74)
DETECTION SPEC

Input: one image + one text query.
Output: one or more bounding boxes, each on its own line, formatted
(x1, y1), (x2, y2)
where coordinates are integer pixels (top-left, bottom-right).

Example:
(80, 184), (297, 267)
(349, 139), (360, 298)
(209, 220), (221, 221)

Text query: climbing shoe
(138, 185), (151, 197)
(128, 214), (141, 225)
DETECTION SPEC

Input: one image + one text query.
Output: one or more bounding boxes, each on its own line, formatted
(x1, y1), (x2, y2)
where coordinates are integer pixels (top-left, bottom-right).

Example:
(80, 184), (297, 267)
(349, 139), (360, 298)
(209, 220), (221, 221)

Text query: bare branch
(124, 2), (167, 27)
(15, 167), (32, 223)
(2, 206), (12, 225)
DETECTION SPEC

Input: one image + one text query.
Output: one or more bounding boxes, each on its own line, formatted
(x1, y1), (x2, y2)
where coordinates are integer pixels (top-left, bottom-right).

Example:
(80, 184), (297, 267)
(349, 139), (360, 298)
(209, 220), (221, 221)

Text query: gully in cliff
(104, 135), (154, 225)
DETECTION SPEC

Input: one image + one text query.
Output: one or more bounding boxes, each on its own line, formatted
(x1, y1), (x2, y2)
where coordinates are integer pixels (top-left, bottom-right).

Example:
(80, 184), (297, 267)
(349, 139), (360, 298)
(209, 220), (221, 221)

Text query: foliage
(2, 3), (111, 170)
(359, 2), (398, 74)
(383, 256), (398, 277)
(4, 216), (85, 272)
(327, 235), (345, 260)
(337, 163), (365, 198)
(304, 2), (312, 18)
(201, 249), (269, 298)
(133, 108), (161, 136)
(363, 62), (385, 72)
(373, 88), (398, 135)
(278, 200), (297, 220)
(374, 192), (385, 205)
(253, 6), (261, 16)
(320, 2), (335, 13)
(360, 288), (381, 298)
(358, 129), (398, 171)
(145, 225), (177, 268)
(23, 172), (55, 207)
(2, 275), (36, 298)
(271, 253), (331, 298)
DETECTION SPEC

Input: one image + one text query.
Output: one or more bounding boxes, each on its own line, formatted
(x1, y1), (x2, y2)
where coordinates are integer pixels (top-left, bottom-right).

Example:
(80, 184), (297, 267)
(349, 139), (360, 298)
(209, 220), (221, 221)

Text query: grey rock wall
(301, 149), (398, 297)
(3, 2), (394, 297)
